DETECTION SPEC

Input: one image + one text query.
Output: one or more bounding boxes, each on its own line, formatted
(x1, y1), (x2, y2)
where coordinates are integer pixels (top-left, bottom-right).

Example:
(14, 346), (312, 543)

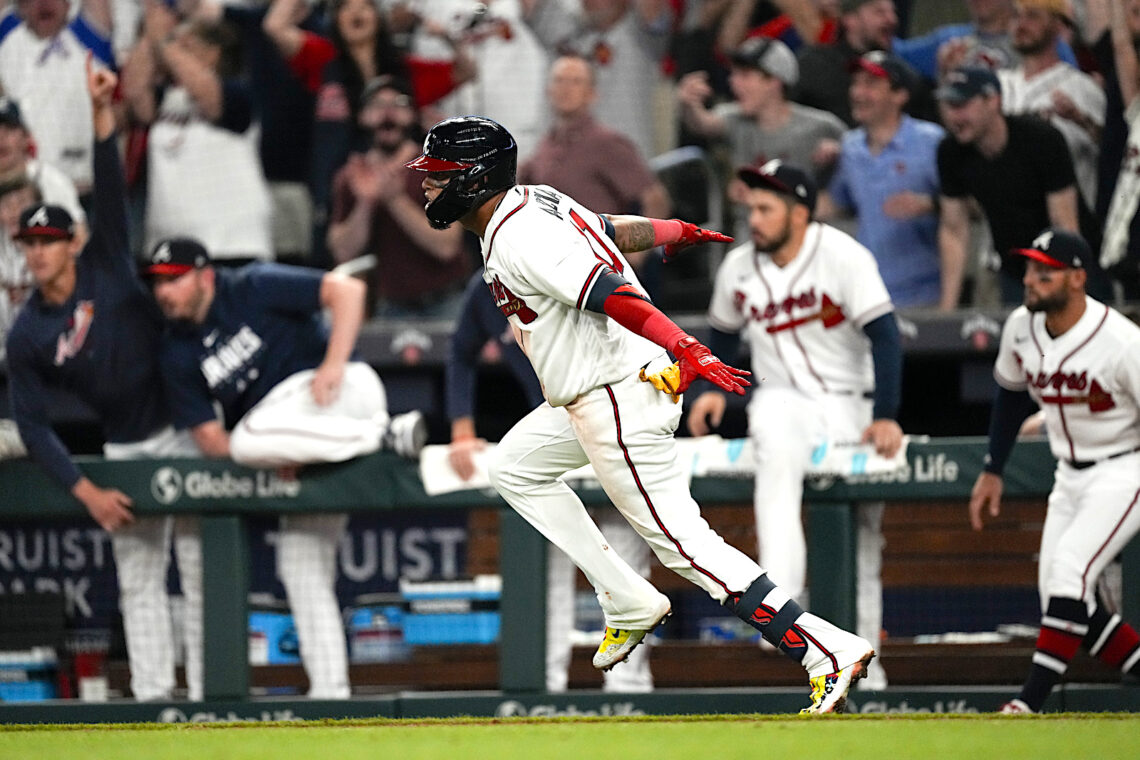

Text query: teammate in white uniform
(687, 160), (903, 691)
(405, 116), (875, 713)
(970, 228), (1140, 713)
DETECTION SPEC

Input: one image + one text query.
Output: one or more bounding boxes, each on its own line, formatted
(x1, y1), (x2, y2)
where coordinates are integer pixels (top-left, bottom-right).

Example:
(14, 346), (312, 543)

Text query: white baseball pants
(747, 387), (885, 651)
(229, 362), (388, 469)
(488, 361), (765, 631)
(104, 426), (203, 701)
(545, 511), (653, 692)
(1039, 452), (1140, 614)
(228, 362), (388, 699)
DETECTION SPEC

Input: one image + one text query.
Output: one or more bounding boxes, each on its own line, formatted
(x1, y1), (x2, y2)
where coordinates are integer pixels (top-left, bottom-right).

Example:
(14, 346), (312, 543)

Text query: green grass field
(3, 714), (1140, 760)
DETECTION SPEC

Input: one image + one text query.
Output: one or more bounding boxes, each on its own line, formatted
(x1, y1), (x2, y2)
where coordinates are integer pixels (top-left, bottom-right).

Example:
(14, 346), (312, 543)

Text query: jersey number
(570, 209), (624, 275)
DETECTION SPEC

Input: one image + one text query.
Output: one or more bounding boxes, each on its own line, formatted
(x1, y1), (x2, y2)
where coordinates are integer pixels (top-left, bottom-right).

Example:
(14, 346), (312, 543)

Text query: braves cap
(848, 50), (916, 91)
(1012, 228), (1089, 269)
(14, 204), (74, 241)
(0, 96), (24, 129)
(144, 237), (211, 277)
(729, 37), (799, 88)
(935, 66), (1001, 104)
(737, 159), (818, 214)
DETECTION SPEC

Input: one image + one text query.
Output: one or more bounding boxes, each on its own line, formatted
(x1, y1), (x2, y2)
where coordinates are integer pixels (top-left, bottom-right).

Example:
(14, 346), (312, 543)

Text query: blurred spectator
(0, 96), (87, 239)
(820, 51), (947, 308)
(400, 0), (550, 162)
(0, 0), (115, 199)
(677, 36), (844, 237)
(186, 0), (325, 265)
(0, 176), (39, 360)
(445, 268), (654, 693)
(519, 54), (670, 271)
(998, 0), (1104, 211)
(327, 75), (469, 318)
(936, 66), (1103, 305)
(718, 0), (841, 54)
(896, 0), (1078, 81)
(521, 0), (674, 158)
(1099, 0), (1140, 297)
(796, 0), (899, 125)
(263, 0), (475, 267)
(122, 2), (273, 263)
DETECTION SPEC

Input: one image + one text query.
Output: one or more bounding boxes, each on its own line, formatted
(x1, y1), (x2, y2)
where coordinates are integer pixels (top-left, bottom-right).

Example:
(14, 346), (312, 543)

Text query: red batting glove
(662, 221), (733, 262)
(673, 335), (751, 395)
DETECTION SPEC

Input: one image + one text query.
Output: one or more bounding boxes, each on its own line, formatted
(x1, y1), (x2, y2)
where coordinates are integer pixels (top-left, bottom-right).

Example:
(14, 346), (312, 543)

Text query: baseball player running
(5, 62), (203, 701)
(970, 229), (1140, 713)
(145, 239), (424, 699)
(687, 160), (903, 691)
(405, 116), (874, 713)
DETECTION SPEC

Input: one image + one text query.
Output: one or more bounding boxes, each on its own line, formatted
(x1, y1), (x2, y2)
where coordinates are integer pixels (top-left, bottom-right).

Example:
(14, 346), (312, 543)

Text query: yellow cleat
(592, 608), (672, 671)
(800, 650), (875, 715)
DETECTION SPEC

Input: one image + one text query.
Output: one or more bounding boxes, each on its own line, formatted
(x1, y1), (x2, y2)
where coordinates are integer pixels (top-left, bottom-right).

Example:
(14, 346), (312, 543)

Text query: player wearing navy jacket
(147, 240), (424, 698)
(5, 63), (203, 702)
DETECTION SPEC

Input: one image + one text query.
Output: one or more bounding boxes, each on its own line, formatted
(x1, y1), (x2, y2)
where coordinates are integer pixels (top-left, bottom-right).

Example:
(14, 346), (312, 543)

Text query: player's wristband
(651, 218), (684, 246)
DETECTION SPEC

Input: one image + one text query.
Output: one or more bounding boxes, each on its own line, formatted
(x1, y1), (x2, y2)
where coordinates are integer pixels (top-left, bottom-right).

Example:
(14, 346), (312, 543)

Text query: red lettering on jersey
(488, 276), (538, 324)
(1036, 377), (1116, 412)
(1027, 369), (1091, 393)
(765, 293), (845, 333)
(54, 300), (95, 366)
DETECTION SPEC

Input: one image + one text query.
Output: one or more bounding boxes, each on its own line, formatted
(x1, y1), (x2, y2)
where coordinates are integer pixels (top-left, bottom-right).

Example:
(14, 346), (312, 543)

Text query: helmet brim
(404, 154), (474, 172)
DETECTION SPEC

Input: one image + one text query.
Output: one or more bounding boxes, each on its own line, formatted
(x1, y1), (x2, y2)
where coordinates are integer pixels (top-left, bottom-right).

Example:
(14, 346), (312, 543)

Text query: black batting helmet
(404, 116), (517, 229)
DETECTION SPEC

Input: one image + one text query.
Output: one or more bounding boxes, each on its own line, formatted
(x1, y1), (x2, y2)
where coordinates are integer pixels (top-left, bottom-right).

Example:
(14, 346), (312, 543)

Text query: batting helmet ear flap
(405, 116), (517, 229)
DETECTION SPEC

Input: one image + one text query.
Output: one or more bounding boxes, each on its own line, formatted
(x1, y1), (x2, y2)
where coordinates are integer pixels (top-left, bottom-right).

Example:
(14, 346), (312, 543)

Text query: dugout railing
(1, 437), (1139, 722)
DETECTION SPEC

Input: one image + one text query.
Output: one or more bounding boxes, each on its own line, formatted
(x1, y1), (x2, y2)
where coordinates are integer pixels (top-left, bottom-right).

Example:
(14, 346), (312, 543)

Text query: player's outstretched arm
(589, 276), (749, 395)
(606, 215), (732, 259)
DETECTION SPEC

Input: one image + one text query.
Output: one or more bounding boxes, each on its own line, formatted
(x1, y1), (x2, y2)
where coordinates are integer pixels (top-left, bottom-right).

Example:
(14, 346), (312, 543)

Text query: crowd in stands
(2, 0), (1140, 335)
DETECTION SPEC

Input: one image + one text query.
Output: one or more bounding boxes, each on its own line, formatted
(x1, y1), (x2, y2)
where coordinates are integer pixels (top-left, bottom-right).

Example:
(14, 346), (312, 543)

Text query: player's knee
(1043, 557), (1091, 603)
(486, 447), (513, 492)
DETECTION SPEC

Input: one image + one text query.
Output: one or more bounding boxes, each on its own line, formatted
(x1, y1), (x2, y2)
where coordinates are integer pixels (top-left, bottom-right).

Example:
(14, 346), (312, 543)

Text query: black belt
(832, 390), (875, 400)
(1066, 446), (1140, 470)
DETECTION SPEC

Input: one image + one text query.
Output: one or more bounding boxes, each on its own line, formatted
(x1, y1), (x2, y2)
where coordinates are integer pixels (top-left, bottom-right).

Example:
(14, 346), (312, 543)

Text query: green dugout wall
(1, 437), (1138, 721)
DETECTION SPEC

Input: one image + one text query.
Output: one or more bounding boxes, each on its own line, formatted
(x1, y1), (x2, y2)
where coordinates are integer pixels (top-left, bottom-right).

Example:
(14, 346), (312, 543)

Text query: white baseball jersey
(994, 296), (1140, 463)
(0, 13), (113, 191)
(480, 184), (661, 407)
(999, 63), (1105, 208)
(145, 87), (273, 260)
(707, 222), (894, 397)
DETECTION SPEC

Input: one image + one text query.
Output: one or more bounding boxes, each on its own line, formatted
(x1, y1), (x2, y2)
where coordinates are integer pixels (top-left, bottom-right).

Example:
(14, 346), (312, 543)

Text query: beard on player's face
(1024, 274), (1071, 313)
(751, 213), (793, 254)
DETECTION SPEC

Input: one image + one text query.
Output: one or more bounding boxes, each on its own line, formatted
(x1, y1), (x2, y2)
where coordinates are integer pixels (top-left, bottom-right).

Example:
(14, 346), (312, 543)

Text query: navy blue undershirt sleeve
(863, 313), (902, 420)
(5, 334), (83, 490)
(601, 216), (616, 242)
(446, 274), (494, 421)
(584, 270), (636, 313)
(983, 387), (1039, 476)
